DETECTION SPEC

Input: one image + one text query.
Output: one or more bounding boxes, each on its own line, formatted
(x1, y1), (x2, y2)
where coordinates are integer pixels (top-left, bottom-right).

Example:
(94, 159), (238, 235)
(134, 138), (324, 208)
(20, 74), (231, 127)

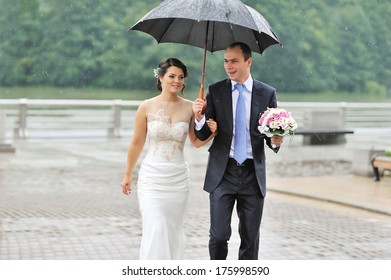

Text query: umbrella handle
(198, 86), (206, 116)
(199, 84), (204, 100)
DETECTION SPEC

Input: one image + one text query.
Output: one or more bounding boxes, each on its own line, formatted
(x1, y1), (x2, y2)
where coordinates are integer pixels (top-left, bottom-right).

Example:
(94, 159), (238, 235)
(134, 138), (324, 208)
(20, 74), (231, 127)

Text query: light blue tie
(234, 83), (247, 164)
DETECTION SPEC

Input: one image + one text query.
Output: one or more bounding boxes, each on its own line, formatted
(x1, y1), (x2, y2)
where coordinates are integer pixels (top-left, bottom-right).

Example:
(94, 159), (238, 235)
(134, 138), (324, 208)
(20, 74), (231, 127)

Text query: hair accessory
(153, 68), (159, 78)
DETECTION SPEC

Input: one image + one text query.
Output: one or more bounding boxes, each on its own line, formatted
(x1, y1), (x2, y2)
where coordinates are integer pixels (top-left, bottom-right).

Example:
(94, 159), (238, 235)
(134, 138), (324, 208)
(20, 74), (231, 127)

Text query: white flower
(153, 68), (159, 78)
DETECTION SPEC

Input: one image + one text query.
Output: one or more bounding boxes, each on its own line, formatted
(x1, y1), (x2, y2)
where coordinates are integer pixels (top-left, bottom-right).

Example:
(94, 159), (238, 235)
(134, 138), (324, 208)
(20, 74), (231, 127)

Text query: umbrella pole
(199, 45), (207, 100)
(199, 21), (210, 101)
(197, 45), (207, 117)
(198, 22), (209, 116)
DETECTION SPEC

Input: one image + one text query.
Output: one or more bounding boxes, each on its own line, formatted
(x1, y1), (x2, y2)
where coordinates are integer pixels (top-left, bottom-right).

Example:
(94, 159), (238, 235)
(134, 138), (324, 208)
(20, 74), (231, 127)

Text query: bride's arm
(121, 102), (147, 195)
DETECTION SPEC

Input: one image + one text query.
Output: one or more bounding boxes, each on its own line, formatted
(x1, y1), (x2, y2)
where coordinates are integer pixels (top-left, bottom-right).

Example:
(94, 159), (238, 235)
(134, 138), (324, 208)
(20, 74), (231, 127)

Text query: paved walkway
(0, 130), (391, 260)
(264, 135), (391, 216)
(268, 175), (391, 216)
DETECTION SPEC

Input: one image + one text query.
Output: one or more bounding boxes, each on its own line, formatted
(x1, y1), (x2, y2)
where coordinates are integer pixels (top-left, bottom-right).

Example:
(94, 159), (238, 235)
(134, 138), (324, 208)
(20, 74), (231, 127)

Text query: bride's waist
(139, 159), (189, 178)
(143, 155), (186, 164)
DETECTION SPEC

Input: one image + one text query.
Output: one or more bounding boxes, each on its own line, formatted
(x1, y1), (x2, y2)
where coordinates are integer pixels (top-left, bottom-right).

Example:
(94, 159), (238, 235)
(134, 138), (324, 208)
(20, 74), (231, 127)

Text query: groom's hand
(193, 98), (206, 121)
(271, 135), (283, 148)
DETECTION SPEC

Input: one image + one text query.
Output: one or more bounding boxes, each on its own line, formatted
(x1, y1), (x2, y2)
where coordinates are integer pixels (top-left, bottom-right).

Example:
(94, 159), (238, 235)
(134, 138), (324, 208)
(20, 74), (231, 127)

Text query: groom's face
(224, 46), (252, 84)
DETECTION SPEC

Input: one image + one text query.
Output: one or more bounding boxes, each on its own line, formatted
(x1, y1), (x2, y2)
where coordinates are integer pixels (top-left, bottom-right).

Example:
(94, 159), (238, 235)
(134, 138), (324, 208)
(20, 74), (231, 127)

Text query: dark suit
(196, 78), (278, 260)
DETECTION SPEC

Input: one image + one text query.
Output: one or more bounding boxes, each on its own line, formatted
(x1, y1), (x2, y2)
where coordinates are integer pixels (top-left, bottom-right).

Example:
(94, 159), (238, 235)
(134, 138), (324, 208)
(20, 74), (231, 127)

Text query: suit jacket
(196, 78), (278, 197)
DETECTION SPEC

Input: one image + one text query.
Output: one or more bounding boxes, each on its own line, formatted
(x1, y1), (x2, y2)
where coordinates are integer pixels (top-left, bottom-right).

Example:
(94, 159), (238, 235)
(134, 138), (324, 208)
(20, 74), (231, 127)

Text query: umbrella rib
(209, 21), (215, 52)
(185, 20), (198, 46)
(154, 18), (176, 43)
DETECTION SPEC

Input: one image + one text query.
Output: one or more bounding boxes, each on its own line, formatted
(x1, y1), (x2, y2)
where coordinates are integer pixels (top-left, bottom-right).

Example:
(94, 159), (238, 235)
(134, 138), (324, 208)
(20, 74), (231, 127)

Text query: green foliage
(0, 0), (390, 96)
(363, 81), (387, 96)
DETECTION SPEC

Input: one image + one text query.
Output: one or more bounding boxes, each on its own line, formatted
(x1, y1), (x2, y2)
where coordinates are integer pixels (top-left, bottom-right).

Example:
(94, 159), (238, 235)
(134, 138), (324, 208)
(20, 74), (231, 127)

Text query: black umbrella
(128, 0), (282, 99)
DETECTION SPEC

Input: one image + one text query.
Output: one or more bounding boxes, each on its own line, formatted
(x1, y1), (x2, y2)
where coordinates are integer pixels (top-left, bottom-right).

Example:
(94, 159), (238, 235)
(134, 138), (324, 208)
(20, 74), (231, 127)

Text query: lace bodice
(144, 109), (189, 162)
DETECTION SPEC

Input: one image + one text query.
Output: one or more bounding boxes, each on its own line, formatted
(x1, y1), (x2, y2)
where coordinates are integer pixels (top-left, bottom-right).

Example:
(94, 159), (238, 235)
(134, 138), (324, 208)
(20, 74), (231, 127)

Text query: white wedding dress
(137, 109), (190, 260)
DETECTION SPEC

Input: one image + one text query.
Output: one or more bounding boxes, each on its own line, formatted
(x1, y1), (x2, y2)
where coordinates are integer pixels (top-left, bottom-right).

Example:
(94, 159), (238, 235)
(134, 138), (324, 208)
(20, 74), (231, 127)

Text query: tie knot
(235, 83), (244, 93)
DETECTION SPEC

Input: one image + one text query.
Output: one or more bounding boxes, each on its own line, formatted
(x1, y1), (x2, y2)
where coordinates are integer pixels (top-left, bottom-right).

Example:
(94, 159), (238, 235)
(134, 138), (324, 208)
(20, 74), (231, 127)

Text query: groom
(193, 42), (283, 260)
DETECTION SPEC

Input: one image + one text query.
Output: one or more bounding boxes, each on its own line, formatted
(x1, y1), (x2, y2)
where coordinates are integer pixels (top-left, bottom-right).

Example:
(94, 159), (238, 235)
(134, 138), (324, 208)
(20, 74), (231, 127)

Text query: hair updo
(154, 58), (189, 95)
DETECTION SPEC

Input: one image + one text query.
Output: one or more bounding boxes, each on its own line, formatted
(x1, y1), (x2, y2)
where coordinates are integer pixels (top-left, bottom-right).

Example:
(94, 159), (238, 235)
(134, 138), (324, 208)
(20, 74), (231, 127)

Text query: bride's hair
(154, 58), (189, 95)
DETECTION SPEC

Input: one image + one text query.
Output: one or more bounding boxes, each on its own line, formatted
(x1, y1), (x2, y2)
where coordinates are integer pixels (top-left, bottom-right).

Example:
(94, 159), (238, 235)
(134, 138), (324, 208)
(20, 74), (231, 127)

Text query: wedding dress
(136, 109), (190, 260)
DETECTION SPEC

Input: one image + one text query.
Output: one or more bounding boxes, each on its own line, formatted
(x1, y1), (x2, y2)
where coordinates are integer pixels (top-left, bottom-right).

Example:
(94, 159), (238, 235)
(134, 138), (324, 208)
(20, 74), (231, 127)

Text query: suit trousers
(208, 158), (265, 260)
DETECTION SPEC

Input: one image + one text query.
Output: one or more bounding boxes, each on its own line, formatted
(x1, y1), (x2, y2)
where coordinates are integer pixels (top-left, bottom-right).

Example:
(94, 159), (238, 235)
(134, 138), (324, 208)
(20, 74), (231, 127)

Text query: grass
(1, 86), (391, 103)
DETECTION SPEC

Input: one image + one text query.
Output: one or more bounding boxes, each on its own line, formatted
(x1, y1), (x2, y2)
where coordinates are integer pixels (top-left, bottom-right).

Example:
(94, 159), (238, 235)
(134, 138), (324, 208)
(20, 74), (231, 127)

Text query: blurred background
(1, 1), (391, 264)
(0, 0), (390, 102)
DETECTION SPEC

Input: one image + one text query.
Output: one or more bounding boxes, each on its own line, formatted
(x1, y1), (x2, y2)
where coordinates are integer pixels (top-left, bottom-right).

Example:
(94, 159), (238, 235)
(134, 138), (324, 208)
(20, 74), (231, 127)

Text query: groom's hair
(228, 42), (252, 61)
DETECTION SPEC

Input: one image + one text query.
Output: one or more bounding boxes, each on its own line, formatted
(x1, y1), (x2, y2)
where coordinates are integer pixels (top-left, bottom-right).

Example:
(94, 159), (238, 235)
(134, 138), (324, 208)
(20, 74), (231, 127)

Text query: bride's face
(160, 66), (185, 94)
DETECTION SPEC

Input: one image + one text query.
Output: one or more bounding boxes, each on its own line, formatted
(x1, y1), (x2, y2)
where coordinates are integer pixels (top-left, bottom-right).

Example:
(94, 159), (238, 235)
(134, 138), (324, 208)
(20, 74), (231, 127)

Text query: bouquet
(258, 107), (298, 137)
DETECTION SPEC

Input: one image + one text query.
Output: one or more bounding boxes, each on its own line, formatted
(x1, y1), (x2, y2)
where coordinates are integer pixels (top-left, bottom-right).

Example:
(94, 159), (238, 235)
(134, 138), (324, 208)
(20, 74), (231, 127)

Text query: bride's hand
(121, 176), (132, 195)
(206, 118), (218, 135)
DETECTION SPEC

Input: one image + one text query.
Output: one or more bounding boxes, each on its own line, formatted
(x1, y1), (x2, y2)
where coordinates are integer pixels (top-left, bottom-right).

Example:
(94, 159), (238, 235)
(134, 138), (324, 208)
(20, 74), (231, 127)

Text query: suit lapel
(221, 80), (233, 132)
(250, 80), (263, 130)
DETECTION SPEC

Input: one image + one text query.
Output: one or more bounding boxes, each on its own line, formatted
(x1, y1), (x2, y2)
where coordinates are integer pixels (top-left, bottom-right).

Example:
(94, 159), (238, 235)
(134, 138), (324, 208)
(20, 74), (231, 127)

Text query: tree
(0, 0), (390, 95)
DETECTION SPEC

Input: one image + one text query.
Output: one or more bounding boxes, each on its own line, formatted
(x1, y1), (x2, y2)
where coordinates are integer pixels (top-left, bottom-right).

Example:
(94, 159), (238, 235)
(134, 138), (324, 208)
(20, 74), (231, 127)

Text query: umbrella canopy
(128, 0), (282, 99)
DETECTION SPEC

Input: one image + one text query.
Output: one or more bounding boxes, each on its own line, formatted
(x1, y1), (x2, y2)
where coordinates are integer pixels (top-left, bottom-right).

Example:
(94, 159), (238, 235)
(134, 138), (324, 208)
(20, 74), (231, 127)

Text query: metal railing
(1, 99), (391, 139)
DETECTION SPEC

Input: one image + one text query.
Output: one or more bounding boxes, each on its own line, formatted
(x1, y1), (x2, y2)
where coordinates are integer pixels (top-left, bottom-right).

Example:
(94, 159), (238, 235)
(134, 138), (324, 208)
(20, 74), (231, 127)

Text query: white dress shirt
(195, 76), (254, 159)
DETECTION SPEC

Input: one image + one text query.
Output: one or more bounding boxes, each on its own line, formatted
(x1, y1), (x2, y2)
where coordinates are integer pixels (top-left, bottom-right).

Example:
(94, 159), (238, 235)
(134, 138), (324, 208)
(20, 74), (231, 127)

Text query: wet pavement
(0, 131), (391, 260)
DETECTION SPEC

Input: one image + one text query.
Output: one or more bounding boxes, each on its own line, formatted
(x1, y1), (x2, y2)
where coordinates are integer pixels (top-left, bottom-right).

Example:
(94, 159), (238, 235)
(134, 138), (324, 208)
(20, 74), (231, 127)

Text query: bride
(121, 57), (217, 259)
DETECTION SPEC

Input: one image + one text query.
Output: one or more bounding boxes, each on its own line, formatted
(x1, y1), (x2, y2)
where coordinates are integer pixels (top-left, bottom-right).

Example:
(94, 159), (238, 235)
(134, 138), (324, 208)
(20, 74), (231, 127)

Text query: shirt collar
(231, 76), (253, 93)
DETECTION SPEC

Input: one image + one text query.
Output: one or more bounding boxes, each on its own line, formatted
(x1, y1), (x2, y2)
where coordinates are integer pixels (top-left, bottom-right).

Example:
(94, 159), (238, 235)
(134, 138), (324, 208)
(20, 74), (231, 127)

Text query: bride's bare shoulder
(141, 97), (160, 111)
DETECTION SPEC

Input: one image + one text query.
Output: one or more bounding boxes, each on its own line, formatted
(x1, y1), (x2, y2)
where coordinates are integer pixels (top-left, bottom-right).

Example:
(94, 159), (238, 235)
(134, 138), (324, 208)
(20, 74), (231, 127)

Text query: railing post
(340, 102), (347, 127)
(0, 104), (15, 152)
(108, 99), (122, 137)
(13, 98), (28, 139)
